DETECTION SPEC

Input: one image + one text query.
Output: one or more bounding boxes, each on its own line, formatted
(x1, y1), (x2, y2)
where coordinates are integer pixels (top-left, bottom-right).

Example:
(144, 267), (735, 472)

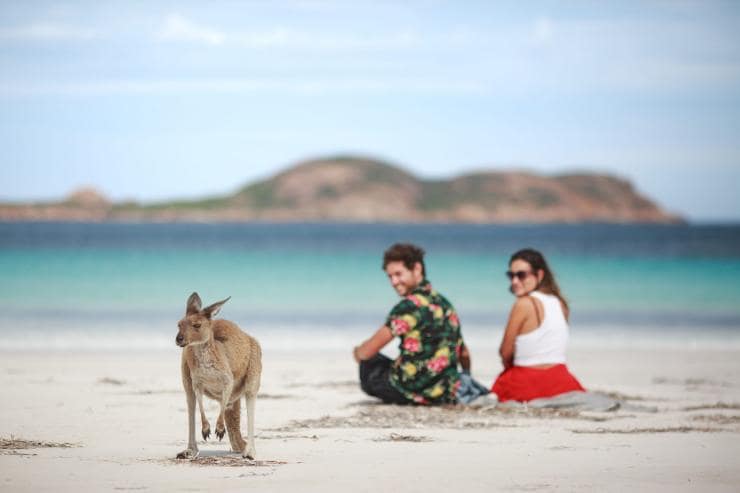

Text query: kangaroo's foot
(176, 448), (199, 460)
(215, 418), (226, 441)
(242, 443), (256, 460)
(201, 422), (211, 441)
(230, 439), (246, 454)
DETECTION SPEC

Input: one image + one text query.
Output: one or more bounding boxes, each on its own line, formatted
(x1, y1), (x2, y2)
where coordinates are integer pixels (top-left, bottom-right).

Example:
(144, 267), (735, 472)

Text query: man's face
(385, 260), (424, 296)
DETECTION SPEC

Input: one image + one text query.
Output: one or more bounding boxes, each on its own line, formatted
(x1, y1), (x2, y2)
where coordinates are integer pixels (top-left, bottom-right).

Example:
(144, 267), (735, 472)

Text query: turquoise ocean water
(1, 223), (739, 351)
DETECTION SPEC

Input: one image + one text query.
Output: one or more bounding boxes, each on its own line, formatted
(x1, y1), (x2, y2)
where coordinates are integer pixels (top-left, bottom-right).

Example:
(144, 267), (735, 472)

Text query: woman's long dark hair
(510, 248), (569, 315)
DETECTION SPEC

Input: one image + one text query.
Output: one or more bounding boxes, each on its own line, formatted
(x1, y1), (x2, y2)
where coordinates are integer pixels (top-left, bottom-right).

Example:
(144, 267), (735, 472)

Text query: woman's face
(508, 259), (543, 297)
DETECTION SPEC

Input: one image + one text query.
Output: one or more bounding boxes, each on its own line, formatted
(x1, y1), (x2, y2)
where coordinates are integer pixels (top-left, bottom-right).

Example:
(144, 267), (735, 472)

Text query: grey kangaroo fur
(175, 292), (262, 459)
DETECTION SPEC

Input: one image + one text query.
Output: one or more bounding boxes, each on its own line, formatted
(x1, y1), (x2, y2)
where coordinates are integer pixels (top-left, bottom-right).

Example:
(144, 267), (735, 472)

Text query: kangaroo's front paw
(215, 423), (226, 441)
(201, 423), (211, 440)
(176, 448), (199, 460)
(242, 444), (256, 460)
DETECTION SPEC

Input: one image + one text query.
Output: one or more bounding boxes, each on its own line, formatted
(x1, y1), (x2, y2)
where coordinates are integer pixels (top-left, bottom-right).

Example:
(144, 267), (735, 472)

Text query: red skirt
(491, 364), (585, 403)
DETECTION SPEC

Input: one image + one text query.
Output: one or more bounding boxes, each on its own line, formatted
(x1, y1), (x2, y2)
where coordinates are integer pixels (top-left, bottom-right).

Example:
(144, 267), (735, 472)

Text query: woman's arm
(353, 325), (394, 362)
(499, 298), (533, 369)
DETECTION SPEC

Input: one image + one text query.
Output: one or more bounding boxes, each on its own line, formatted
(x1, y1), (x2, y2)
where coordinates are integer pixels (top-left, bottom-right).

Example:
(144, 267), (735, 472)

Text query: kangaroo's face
(176, 313), (213, 347)
(175, 292), (230, 348)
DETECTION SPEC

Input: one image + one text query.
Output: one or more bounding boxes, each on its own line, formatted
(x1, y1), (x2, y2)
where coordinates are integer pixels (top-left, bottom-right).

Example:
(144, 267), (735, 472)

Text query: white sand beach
(2, 345), (739, 492)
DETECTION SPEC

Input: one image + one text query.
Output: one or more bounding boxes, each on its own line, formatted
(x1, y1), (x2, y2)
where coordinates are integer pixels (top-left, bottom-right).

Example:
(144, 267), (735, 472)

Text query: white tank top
(513, 291), (569, 367)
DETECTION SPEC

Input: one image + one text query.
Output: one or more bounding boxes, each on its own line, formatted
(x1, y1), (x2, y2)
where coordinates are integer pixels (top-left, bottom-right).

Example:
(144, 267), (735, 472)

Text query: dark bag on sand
(456, 370), (490, 404)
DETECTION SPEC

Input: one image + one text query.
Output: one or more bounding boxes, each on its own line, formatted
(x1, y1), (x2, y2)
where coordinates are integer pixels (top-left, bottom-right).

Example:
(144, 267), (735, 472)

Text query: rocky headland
(0, 156), (681, 223)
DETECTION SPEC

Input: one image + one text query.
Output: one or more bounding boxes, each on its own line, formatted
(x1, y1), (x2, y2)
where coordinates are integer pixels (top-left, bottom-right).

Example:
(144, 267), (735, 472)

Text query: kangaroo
(175, 292), (261, 460)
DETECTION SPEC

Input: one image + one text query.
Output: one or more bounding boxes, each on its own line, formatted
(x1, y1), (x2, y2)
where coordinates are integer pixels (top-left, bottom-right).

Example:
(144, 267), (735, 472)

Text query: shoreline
(3, 325), (740, 353)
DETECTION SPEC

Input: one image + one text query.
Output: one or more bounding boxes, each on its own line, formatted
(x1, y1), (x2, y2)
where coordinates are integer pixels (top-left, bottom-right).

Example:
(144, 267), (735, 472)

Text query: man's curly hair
(382, 243), (426, 277)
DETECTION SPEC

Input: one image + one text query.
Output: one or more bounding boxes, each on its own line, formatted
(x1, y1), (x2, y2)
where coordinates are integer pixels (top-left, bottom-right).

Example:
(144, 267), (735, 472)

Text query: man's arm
(353, 325), (394, 362)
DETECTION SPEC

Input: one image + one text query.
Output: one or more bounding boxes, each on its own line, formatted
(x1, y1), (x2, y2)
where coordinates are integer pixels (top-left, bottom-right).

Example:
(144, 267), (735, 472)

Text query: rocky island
(0, 156), (681, 223)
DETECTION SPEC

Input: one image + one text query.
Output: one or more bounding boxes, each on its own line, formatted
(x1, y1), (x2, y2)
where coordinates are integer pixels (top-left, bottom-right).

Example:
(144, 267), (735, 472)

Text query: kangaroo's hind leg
(176, 364), (199, 459)
(243, 393), (257, 459)
(225, 398), (246, 454)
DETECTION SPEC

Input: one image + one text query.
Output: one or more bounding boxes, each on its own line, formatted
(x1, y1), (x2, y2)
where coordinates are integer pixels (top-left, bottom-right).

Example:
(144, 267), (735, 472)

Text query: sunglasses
(506, 270), (533, 281)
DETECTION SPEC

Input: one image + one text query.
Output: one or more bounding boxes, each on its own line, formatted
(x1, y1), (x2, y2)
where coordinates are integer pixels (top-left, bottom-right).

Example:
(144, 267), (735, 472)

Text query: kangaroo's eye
(193, 323), (201, 329)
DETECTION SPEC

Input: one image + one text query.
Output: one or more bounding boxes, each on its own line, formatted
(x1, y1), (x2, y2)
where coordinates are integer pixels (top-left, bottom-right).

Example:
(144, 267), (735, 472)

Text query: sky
(1, 1), (739, 221)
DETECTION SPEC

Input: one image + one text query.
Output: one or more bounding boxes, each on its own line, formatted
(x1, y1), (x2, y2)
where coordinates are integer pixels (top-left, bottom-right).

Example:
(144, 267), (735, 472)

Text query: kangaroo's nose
(175, 334), (184, 345)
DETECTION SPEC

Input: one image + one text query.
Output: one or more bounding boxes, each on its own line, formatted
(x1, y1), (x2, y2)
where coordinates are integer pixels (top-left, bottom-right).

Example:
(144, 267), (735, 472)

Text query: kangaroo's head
(175, 292), (230, 347)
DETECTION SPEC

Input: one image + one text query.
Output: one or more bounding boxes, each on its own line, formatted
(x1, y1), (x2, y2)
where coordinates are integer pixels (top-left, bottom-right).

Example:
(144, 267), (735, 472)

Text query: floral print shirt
(385, 280), (463, 405)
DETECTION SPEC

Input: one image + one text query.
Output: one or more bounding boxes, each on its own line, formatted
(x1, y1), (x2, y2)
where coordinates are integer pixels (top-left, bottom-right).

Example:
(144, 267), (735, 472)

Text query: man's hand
(353, 326), (393, 363)
(459, 343), (471, 372)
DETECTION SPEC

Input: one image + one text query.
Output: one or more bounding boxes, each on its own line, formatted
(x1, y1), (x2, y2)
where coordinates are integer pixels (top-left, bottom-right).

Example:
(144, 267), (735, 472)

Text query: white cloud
(468, 16), (740, 93)
(0, 22), (96, 41)
(0, 77), (487, 97)
(157, 14), (226, 45)
(231, 27), (421, 50)
(155, 12), (422, 51)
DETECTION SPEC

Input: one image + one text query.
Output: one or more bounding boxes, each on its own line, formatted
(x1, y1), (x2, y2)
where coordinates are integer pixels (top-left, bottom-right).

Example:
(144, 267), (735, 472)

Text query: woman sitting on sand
(490, 248), (585, 402)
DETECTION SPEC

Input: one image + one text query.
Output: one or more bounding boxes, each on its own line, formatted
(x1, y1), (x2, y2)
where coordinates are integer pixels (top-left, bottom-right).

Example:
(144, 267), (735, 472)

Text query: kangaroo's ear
(186, 292), (202, 315)
(202, 296), (230, 319)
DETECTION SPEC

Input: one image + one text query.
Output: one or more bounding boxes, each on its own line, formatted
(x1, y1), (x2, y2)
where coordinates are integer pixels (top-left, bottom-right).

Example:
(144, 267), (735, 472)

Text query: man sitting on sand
(353, 243), (472, 405)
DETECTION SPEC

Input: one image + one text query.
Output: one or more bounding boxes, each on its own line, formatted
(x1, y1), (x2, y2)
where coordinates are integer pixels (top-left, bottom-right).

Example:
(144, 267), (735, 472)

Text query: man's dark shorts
(359, 354), (410, 405)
